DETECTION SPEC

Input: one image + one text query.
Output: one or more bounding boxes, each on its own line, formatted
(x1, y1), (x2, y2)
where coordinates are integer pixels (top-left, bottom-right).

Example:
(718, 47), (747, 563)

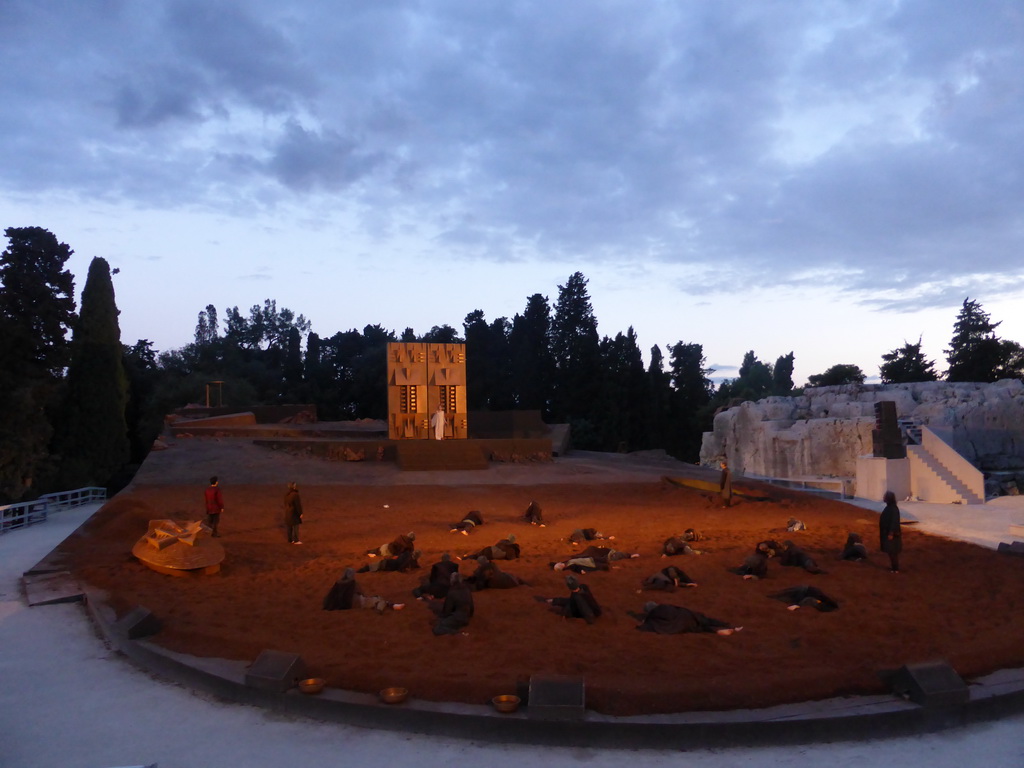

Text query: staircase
(396, 440), (489, 471)
(905, 426), (985, 505)
(907, 445), (984, 504)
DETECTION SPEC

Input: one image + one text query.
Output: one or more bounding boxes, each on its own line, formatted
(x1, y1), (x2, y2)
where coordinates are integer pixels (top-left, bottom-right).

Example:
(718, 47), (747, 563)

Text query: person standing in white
(430, 404), (447, 440)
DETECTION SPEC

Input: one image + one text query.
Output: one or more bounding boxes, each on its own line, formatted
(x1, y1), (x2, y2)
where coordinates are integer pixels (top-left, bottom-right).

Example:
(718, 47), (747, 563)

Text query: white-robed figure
(430, 404), (447, 440)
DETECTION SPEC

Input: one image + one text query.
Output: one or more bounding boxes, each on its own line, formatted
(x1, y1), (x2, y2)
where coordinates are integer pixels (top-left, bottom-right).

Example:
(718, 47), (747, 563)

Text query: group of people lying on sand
(322, 496), (900, 635)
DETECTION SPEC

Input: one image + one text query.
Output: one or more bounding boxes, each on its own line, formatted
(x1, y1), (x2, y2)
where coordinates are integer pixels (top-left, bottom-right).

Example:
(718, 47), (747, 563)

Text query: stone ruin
(700, 379), (1024, 501)
(131, 519), (226, 576)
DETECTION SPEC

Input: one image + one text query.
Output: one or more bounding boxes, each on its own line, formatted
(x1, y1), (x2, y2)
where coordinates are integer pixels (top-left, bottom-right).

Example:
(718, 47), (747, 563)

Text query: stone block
(245, 650), (306, 693)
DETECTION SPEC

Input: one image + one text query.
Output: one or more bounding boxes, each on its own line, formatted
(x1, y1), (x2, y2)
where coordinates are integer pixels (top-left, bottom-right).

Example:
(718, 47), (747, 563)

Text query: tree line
(2, 226), (1022, 504)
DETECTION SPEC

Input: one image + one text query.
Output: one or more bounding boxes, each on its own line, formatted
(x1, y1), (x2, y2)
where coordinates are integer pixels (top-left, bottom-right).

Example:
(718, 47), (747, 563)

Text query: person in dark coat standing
(879, 490), (902, 573)
(204, 476), (224, 537)
(284, 481), (303, 544)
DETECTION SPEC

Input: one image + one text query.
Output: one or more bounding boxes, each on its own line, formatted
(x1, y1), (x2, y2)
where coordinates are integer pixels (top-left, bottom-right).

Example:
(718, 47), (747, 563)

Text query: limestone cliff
(700, 379), (1024, 489)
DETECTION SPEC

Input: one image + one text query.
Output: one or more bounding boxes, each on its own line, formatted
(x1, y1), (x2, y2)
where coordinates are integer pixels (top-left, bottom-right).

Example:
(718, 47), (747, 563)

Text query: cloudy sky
(2, 0), (1023, 385)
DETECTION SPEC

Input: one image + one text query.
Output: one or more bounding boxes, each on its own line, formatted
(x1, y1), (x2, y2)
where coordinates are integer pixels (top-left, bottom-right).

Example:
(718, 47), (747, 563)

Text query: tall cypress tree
(509, 293), (555, 416)
(52, 257), (129, 489)
(550, 272), (602, 430)
(0, 227), (77, 501)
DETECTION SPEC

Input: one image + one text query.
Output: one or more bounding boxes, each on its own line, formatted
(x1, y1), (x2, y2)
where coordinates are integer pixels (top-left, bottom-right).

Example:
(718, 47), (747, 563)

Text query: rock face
(700, 380), (1024, 492)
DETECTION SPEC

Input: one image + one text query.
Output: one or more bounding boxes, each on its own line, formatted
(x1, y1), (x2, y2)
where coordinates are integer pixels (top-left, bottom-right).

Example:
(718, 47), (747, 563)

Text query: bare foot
(787, 604), (800, 611)
(392, 603), (405, 610)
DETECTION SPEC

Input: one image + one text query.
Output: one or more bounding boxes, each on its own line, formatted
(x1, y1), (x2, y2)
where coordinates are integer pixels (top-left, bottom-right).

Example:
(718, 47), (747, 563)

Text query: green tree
(945, 298), (1021, 382)
(880, 338), (938, 384)
(644, 345), (673, 450)
(667, 341), (714, 460)
(596, 328), (647, 451)
(0, 227), (77, 501)
(807, 363), (866, 387)
(51, 257), (129, 489)
(508, 293), (555, 415)
(550, 272), (601, 431)
(772, 352), (795, 395)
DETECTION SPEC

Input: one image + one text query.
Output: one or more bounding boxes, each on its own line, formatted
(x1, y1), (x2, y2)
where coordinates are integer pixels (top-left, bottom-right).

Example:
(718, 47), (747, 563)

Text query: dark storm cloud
(2, 0), (1024, 310)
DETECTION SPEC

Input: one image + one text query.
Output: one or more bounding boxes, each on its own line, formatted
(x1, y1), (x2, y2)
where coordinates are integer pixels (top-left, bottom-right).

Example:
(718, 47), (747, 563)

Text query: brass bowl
(380, 686), (408, 704)
(491, 694), (521, 713)
(298, 677), (325, 695)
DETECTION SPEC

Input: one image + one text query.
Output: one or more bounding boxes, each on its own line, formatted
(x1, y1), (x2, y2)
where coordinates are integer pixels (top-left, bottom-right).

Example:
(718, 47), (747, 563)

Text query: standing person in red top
(204, 476), (224, 537)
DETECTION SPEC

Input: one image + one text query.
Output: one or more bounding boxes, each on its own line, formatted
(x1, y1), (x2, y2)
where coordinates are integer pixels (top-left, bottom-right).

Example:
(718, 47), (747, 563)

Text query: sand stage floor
(57, 435), (1024, 716)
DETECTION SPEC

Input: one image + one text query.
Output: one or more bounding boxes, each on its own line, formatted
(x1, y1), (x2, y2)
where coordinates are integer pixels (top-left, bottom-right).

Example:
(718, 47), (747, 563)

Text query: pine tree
(880, 338), (938, 384)
(945, 298), (1017, 382)
(509, 293), (555, 415)
(772, 352), (795, 395)
(0, 227), (77, 501)
(667, 341), (714, 460)
(52, 257), (129, 489)
(550, 272), (601, 429)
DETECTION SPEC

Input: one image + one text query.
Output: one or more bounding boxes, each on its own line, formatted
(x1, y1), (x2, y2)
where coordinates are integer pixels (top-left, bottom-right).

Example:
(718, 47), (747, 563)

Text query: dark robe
(283, 488), (303, 526)
(368, 533), (415, 557)
(840, 533), (869, 561)
(432, 581), (474, 635)
(879, 503), (902, 554)
(569, 528), (606, 544)
(755, 540), (782, 557)
(451, 510), (483, 533)
(637, 604), (732, 634)
(414, 558), (460, 598)
(577, 545), (630, 563)
(769, 585), (839, 612)
(642, 566), (694, 591)
(779, 543), (825, 574)
(378, 550), (419, 572)
(468, 560), (525, 590)
(322, 577), (357, 610)
(524, 501), (543, 524)
(662, 536), (696, 556)
(733, 552), (769, 579)
(468, 539), (520, 561)
(551, 584), (602, 624)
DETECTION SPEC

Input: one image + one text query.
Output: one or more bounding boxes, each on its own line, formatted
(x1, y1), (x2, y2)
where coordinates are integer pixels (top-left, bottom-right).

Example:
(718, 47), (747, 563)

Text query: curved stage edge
(81, 585), (1024, 750)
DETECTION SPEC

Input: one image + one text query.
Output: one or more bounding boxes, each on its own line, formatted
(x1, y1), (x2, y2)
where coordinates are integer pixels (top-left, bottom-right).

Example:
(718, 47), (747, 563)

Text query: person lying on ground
(431, 573), (474, 636)
(778, 540), (826, 574)
(357, 549), (421, 573)
(551, 545), (639, 572)
(567, 528), (615, 546)
(641, 565), (698, 590)
(731, 551), (770, 580)
(662, 535), (702, 557)
(634, 602), (742, 635)
(838, 532), (869, 561)
(322, 568), (405, 612)
(450, 510), (483, 535)
(412, 553), (459, 599)
(544, 574), (602, 624)
(467, 556), (529, 590)
(768, 585), (839, 612)
(366, 531), (416, 558)
(523, 500), (545, 526)
(464, 534), (520, 561)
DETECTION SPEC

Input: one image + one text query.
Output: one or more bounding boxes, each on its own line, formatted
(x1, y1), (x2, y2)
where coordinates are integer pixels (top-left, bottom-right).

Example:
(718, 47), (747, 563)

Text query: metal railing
(0, 486), (106, 534)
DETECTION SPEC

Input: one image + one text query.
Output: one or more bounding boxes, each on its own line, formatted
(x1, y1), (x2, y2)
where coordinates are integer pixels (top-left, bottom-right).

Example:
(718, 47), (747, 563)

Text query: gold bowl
(380, 686), (409, 704)
(298, 677), (325, 695)
(491, 694), (521, 713)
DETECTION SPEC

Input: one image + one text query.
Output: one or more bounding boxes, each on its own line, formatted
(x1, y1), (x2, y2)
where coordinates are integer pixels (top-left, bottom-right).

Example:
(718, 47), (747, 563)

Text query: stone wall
(700, 379), (1024, 493)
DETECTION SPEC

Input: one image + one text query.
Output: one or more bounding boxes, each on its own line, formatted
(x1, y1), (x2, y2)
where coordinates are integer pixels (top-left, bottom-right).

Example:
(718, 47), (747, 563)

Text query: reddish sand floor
(58, 466), (1024, 717)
